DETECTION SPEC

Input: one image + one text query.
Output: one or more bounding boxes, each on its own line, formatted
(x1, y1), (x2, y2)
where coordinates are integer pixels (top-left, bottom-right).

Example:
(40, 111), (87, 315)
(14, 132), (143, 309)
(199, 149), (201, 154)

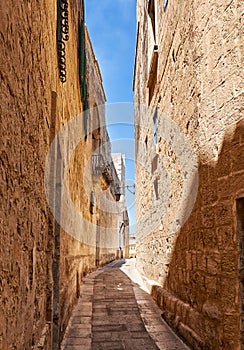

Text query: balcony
(92, 154), (113, 184)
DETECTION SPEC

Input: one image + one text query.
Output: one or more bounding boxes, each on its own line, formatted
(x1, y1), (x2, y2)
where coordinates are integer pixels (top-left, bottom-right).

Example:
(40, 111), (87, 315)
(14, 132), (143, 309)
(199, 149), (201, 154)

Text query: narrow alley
(61, 259), (189, 350)
(1, 0), (243, 349)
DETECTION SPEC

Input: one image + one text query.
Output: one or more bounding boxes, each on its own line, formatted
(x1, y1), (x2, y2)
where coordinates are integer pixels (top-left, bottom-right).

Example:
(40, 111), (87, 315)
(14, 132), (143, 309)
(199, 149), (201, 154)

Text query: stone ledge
(33, 323), (51, 350)
(151, 285), (209, 350)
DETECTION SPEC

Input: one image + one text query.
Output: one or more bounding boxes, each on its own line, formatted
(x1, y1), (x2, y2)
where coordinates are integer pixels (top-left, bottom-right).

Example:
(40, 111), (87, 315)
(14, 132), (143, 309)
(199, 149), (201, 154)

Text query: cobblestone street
(61, 259), (189, 350)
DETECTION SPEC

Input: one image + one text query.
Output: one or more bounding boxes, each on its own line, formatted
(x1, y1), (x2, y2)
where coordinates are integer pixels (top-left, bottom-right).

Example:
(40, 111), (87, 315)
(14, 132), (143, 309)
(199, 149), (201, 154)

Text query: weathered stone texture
(0, 1), (58, 348)
(0, 1), (120, 349)
(134, 0), (243, 349)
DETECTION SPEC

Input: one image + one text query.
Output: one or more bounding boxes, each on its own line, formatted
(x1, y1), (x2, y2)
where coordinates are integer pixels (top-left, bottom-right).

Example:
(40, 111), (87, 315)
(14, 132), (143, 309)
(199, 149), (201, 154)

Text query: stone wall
(134, 0), (243, 349)
(0, 0), (119, 349)
(0, 0), (58, 348)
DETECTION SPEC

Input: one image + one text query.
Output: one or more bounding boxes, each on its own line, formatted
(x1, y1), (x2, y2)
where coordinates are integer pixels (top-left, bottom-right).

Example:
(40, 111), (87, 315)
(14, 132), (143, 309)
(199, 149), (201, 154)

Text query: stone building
(0, 0), (121, 349)
(121, 209), (130, 259)
(112, 153), (130, 258)
(129, 235), (137, 259)
(134, 0), (243, 349)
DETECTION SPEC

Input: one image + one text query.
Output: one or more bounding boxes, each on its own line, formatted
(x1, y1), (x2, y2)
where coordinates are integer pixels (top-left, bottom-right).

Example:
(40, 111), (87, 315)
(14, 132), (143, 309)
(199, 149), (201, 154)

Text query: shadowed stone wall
(134, 0), (243, 349)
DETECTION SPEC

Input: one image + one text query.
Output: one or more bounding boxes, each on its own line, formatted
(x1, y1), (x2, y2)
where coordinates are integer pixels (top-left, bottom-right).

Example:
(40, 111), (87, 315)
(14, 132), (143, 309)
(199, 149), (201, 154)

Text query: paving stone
(70, 316), (92, 325)
(63, 337), (92, 346)
(145, 325), (170, 333)
(92, 341), (125, 350)
(63, 346), (90, 350)
(122, 338), (159, 350)
(72, 316), (90, 324)
(93, 324), (127, 332)
(129, 331), (151, 339)
(69, 324), (91, 331)
(92, 331), (112, 340)
(126, 323), (146, 332)
(65, 327), (91, 338)
(155, 341), (186, 350)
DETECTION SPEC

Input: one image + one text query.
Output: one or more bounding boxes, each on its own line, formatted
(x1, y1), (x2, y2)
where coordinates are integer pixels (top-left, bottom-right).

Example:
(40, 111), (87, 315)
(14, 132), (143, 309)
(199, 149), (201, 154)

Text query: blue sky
(84, 0), (136, 102)
(84, 0), (136, 230)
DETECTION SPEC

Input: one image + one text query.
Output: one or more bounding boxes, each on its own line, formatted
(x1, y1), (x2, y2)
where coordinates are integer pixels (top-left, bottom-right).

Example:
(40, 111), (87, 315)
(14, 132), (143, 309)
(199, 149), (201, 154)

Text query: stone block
(215, 202), (233, 226)
(196, 250), (206, 271)
(219, 276), (239, 312)
(222, 314), (240, 349)
(221, 251), (238, 273)
(204, 276), (217, 295)
(203, 229), (218, 249)
(231, 144), (244, 173)
(216, 225), (236, 249)
(200, 186), (218, 207)
(202, 301), (222, 320)
(206, 252), (220, 276)
(201, 207), (215, 228)
(215, 151), (231, 178)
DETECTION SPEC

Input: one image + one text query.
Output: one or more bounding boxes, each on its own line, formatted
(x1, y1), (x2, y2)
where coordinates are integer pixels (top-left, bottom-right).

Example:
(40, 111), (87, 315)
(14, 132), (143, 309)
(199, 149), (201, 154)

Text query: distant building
(129, 235), (137, 258)
(112, 153), (130, 258)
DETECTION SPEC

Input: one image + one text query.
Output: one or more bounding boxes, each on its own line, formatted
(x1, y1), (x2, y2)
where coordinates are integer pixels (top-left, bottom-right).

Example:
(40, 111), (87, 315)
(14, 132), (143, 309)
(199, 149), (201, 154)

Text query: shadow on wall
(151, 119), (244, 350)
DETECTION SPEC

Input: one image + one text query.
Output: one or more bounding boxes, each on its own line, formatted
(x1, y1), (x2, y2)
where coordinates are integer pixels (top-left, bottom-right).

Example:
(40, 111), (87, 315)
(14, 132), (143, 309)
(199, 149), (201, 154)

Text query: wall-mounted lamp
(115, 184), (122, 201)
(115, 191), (121, 202)
(115, 184), (135, 201)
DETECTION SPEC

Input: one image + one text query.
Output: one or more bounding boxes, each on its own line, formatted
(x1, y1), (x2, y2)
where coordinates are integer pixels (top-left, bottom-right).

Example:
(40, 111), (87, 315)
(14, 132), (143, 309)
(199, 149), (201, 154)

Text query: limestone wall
(0, 0), (58, 348)
(134, 0), (243, 349)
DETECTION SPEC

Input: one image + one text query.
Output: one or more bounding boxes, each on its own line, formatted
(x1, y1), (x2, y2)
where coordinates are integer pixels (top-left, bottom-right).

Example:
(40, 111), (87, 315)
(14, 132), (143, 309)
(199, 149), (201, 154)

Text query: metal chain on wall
(57, 0), (69, 83)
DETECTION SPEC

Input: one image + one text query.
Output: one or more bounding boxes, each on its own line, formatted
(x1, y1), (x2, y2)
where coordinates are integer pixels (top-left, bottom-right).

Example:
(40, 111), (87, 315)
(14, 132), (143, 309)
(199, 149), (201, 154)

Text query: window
(153, 109), (158, 146)
(147, 0), (158, 106)
(145, 135), (148, 148)
(147, 48), (158, 105)
(151, 154), (159, 174)
(91, 105), (101, 153)
(154, 176), (159, 200)
(78, 18), (88, 139)
(164, 0), (168, 11)
(148, 0), (156, 42)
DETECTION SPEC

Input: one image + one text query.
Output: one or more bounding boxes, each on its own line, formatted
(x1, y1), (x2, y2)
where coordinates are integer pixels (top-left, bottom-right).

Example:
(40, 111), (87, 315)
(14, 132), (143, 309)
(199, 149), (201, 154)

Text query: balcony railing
(92, 154), (114, 184)
(92, 154), (105, 176)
